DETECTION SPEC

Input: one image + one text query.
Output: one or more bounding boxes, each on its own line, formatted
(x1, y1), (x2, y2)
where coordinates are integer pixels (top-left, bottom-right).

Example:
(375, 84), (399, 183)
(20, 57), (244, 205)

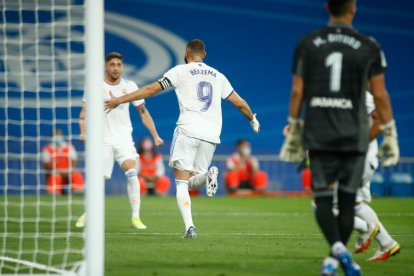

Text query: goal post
(84, 0), (104, 275)
(0, 0), (104, 274)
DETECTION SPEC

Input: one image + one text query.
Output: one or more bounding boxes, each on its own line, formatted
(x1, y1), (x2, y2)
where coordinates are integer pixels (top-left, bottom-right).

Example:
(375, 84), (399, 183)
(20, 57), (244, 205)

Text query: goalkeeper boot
(131, 218), (147, 229)
(369, 240), (400, 261)
(206, 166), (219, 197)
(183, 226), (197, 239)
(354, 223), (380, 253)
(320, 256), (338, 276)
(335, 251), (361, 276)
(75, 213), (86, 228)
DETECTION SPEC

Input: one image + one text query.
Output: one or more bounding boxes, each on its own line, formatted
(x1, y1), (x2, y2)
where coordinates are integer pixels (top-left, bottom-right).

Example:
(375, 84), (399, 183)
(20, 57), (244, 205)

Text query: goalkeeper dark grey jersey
(292, 23), (387, 153)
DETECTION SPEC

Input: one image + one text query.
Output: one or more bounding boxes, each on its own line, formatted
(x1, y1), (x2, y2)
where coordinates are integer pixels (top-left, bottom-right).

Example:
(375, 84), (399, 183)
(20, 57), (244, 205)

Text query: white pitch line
(103, 232), (414, 237)
(143, 211), (414, 217)
(3, 232), (414, 237)
(105, 232), (323, 236)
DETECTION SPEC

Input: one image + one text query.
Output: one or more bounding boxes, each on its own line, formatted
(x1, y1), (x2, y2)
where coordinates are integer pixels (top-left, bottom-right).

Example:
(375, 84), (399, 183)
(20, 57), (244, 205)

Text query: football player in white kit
(352, 91), (400, 261)
(76, 52), (164, 229)
(105, 39), (260, 238)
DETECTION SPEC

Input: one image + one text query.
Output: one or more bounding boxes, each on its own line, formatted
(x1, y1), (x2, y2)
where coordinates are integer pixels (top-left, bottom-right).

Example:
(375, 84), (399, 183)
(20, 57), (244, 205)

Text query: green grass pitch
(1, 196), (414, 275)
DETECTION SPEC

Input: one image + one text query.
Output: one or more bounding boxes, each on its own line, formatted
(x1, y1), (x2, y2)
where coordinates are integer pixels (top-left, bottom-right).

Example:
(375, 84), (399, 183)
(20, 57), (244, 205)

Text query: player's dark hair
(186, 39), (205, 54)
(51, 128), (63, 136)
(326, 0), (354, 17)
(137, 137), (156, 156)
(236, 139), (248, 147)
(105, 52), (124, 63)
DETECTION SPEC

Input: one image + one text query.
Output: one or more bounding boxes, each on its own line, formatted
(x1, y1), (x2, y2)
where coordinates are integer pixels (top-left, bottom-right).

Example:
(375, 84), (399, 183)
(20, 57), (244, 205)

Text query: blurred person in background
(137, 136), (171, 196)
(42, 128), (84, 194)
(225, 139), (267, 193)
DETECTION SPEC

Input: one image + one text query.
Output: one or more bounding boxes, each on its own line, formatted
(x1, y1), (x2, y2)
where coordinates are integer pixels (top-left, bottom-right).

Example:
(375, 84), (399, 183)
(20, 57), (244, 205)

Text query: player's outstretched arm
(105, 82), (163, 113)
(79, 103), (86, 143)
(227, 91), (260, 133)
(136, 104), (164, 147)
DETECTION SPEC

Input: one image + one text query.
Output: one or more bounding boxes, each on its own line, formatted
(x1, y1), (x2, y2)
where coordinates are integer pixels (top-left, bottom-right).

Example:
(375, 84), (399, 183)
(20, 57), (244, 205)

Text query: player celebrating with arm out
(76, 52), (164, 229)
(105, 39), (260, 238)
(279, 0), (399, 275)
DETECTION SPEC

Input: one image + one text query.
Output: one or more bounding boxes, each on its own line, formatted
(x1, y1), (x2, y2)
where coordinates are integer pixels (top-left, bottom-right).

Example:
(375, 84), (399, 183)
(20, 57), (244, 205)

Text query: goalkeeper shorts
(309, 150), (366, 197)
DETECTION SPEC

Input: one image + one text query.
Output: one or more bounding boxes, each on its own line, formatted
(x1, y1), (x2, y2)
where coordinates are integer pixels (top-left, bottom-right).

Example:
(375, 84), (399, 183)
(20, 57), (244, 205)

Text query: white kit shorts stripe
(103, 139), (138, 179)
(169, 127), (216, 174)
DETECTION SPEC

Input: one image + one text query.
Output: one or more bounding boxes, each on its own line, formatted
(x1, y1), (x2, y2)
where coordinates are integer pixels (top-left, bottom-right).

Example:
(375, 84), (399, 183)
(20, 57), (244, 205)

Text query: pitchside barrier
(1, 154), (414, 197)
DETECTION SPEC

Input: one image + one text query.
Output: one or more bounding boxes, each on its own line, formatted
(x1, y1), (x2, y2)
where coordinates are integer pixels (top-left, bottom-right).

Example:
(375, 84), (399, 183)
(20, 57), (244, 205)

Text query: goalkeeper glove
(250, 113), (260, 133)
(279, 117), (304, 163)
(378, 119), (400, 167)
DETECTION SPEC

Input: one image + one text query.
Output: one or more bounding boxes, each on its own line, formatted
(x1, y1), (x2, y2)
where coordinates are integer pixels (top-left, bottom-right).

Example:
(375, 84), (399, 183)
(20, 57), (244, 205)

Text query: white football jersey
(83, 78), (144, 143)
(365, 91), (378, 167)
(365, 91), (376, 115)
(164, 62), (234, 144)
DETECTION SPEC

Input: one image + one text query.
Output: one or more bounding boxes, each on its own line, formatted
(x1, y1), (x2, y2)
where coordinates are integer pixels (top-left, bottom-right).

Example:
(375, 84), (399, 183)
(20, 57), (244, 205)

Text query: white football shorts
(103, 138), (138, 179)
(356, 150), (378, 203)
(169, 127), (216, 174)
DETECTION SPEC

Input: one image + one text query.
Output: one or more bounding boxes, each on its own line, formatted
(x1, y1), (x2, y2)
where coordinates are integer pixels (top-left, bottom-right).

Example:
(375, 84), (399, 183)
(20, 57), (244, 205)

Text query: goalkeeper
(279, 0), (399, 274)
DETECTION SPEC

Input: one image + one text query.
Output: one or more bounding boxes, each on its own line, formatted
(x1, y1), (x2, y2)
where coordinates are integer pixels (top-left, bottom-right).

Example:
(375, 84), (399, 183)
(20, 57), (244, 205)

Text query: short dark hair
(105, 52), (123, 63)
(236, 139), (249, 147)
(52, 128), (63, 136)
(327, 0), (354, 17)
(186, 39), (205, 54)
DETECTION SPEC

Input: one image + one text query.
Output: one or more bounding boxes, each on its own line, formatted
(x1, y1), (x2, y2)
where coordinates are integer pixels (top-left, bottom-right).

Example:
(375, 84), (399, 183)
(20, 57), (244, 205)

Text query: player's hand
(104, 91), (120, 113)
(279, 117), (304, 163)
(80, 133), (86, 143)
(378, 119), (400, 167)
(250, 113), (260, 133)
(154, 136), (164, 147)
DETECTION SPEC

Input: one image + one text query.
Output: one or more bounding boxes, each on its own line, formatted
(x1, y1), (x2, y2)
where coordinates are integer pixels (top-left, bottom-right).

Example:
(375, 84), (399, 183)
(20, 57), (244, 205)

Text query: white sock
(189, 173), (207, 189)
(126, 169), (140, 219)
(355, 202), (393, 247)
(176, 180), (194, 231)
(354, 216), (368, 233)
(331, 241), (347, 256)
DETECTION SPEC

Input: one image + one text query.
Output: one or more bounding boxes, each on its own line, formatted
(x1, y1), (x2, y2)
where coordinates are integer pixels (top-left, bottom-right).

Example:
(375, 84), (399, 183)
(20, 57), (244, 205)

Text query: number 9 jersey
(163, 62), (234, 144)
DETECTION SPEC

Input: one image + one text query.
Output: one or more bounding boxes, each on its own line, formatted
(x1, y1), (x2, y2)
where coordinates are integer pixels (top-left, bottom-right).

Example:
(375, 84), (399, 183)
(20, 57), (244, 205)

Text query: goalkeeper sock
(337, 190), (356, 245)
(353, 216), (369, 233)
(126, 169), (140, 219)
(355, 202), (393, 247)
(176, 180), (194, 231)
(315, 195), (340, 246)
(189, 173), (207, 189)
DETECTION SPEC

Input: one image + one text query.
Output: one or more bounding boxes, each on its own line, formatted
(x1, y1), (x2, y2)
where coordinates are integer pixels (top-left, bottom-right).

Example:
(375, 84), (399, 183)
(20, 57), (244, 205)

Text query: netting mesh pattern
(1, 0), (86, 273)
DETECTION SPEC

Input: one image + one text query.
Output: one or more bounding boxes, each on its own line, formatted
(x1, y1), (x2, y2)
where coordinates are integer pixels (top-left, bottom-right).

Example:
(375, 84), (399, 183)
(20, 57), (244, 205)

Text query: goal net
(0, 0), (102, 274)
